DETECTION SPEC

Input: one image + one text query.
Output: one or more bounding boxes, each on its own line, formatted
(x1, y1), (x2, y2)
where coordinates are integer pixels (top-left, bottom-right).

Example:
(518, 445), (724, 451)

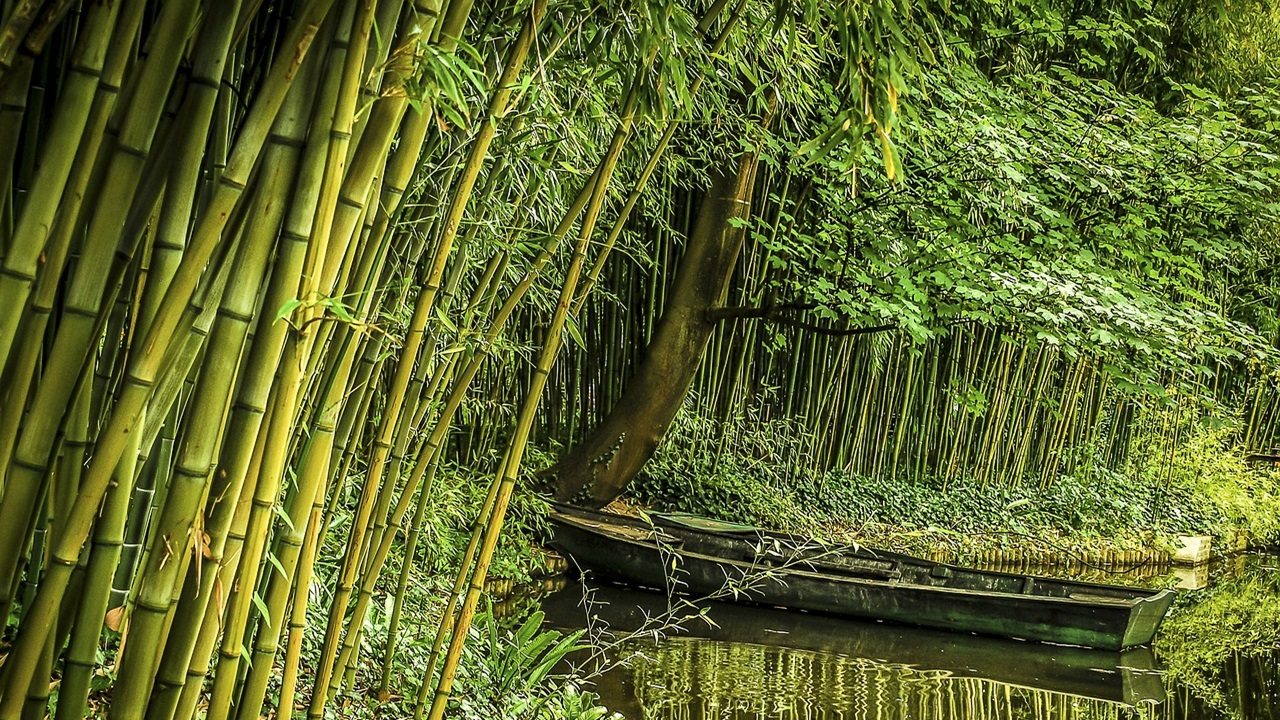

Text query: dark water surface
(537, 556), (1279, 720)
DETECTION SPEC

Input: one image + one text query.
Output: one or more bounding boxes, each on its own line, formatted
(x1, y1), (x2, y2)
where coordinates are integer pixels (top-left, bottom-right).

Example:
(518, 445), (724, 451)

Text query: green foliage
(635, 399), (1280, 551)
(318, 594), (615, 720)
(633, 400), (819, 531)
(1121, 405), (1280, 545)
(449, 611), (617, 720)
(386, 460), (556, 584)
(756, 62), (1280, 390)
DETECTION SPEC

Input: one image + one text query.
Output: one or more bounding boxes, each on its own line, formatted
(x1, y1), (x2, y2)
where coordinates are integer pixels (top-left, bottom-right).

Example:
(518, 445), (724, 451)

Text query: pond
(538, 555), (1279, 720)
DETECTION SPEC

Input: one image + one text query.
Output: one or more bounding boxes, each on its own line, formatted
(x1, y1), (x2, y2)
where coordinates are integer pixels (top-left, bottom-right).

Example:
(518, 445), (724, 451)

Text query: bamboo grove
(0, 0), (1278, 718)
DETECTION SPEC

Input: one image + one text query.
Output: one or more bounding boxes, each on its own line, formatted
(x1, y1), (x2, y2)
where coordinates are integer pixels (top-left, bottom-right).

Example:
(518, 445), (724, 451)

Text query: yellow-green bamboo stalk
(4, 221), (237, 719)
(346, 160), (614, 720)
(0, 1), (199, 610)
(141, 54), (325, 720)
(231, 342), (356, 720)
(377, 438), (445, 695)
(239, 84), (414, 713)
(410, 452), (507, 720)
(0, 5), (333, 710)
(313, 2), (565, 710)
(111, 107), (284, 720)
(425, 43), (624, 716)
(9, 101), (135, 707)
(0, 0), (143, 479)
(0, 0), (122, 369)
(163, 410), (268, 720)
(0, 52), (32, 226)
(274, 496), (324, 719)
(101, 4), (250, 709)
(202, 4), (368, 716)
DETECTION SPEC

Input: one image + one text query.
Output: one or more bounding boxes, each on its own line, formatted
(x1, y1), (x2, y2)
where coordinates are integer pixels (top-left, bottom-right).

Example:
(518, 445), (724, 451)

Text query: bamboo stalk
(311, 4), (551, 708)
(0, 0), (199, 637)
(0, 5), (334, 711)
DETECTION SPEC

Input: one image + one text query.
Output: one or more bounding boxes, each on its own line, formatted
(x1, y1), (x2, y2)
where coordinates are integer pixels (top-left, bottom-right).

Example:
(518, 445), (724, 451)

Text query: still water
(537, 556), (1279, 720)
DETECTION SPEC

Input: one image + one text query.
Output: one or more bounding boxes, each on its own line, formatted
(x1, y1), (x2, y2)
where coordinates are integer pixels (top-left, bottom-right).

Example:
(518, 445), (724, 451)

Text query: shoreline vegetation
(608, 405), (1280, 580)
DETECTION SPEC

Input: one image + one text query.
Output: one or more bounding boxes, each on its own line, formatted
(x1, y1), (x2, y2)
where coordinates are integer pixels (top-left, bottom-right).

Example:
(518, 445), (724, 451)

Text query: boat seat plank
(1067, 592), (1132, 604)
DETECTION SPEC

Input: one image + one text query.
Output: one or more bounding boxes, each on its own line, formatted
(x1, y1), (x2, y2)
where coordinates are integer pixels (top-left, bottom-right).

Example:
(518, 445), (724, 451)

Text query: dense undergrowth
(626, 399), (1280, 561)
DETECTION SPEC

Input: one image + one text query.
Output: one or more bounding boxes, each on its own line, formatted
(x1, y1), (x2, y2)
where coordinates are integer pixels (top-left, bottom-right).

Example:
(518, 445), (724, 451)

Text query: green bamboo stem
(339, 161), (609, 719)
(0, 52), (32, 231)
(53, 392), (132, 717)
(0, 0), (198, 633)
(425, 49), (618, 718)
(19, 626), (53, 720)
(3, 218), (236, 719)
(409, 451), (506, 720)
(232, 342), (357, 720)
(241, 97), (409, 711)
(202, 338), (309, 720)
(0, 0), (121, 369)
(377, 440), (445, 697)
(330, 353), (460, 694)
(312, 3), (571, 711)
(141, 93), (319, 710)
(317, 7), (552, 707)
(111, 122), (281, 720)
(163, 407), (269, 720)
(201, 6), (365, 716)
(0, 20), (131, 476)
(298, 0), (376, 321)
(0, 5), (333, 711)
(108, 219), (240, 646)
(274, 499), (324, 719)
(101, 4), (249, 706)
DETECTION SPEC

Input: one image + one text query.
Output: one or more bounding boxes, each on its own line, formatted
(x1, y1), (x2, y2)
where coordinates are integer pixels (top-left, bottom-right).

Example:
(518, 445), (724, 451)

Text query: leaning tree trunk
(553, 151), (760, 505)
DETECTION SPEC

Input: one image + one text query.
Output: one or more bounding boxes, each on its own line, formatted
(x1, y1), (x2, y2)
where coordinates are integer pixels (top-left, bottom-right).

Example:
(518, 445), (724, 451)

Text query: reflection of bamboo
(619, 638), (1157, 720)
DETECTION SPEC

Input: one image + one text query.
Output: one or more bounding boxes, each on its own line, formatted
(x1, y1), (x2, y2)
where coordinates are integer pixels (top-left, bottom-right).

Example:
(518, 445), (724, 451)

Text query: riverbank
(613, 423), (1280, 579)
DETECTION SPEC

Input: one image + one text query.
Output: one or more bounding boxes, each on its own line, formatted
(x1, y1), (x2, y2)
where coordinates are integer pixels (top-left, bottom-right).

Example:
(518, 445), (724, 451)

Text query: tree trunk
(553, 151), (760, 505)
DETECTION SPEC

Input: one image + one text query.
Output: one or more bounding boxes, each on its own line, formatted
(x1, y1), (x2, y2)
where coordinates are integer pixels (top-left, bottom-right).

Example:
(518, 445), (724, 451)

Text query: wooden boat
(547, 504), (1176, 650)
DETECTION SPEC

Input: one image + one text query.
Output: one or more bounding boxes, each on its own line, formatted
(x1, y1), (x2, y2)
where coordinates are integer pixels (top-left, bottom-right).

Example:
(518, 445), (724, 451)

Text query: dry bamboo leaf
(104, 605), (126, 632)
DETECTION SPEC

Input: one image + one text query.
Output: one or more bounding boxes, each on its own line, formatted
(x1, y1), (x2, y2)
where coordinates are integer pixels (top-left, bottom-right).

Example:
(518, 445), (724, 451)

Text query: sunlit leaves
(754, 60), (1280, 392)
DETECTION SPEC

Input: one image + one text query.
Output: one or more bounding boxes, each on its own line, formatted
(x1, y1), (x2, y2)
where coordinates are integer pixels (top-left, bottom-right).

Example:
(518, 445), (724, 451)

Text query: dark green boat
(548, 504), (1176, 650)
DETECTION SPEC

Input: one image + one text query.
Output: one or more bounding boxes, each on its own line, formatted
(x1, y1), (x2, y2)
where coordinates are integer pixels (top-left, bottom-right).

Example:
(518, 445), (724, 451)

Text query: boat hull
(549, 510), (1174, 650)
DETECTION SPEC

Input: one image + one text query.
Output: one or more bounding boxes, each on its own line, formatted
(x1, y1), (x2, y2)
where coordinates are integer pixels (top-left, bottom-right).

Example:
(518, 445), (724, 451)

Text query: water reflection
(544, 583), (1165, 719)
(539, 555), (1278, 720)
(620, 640), (1156, 720)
